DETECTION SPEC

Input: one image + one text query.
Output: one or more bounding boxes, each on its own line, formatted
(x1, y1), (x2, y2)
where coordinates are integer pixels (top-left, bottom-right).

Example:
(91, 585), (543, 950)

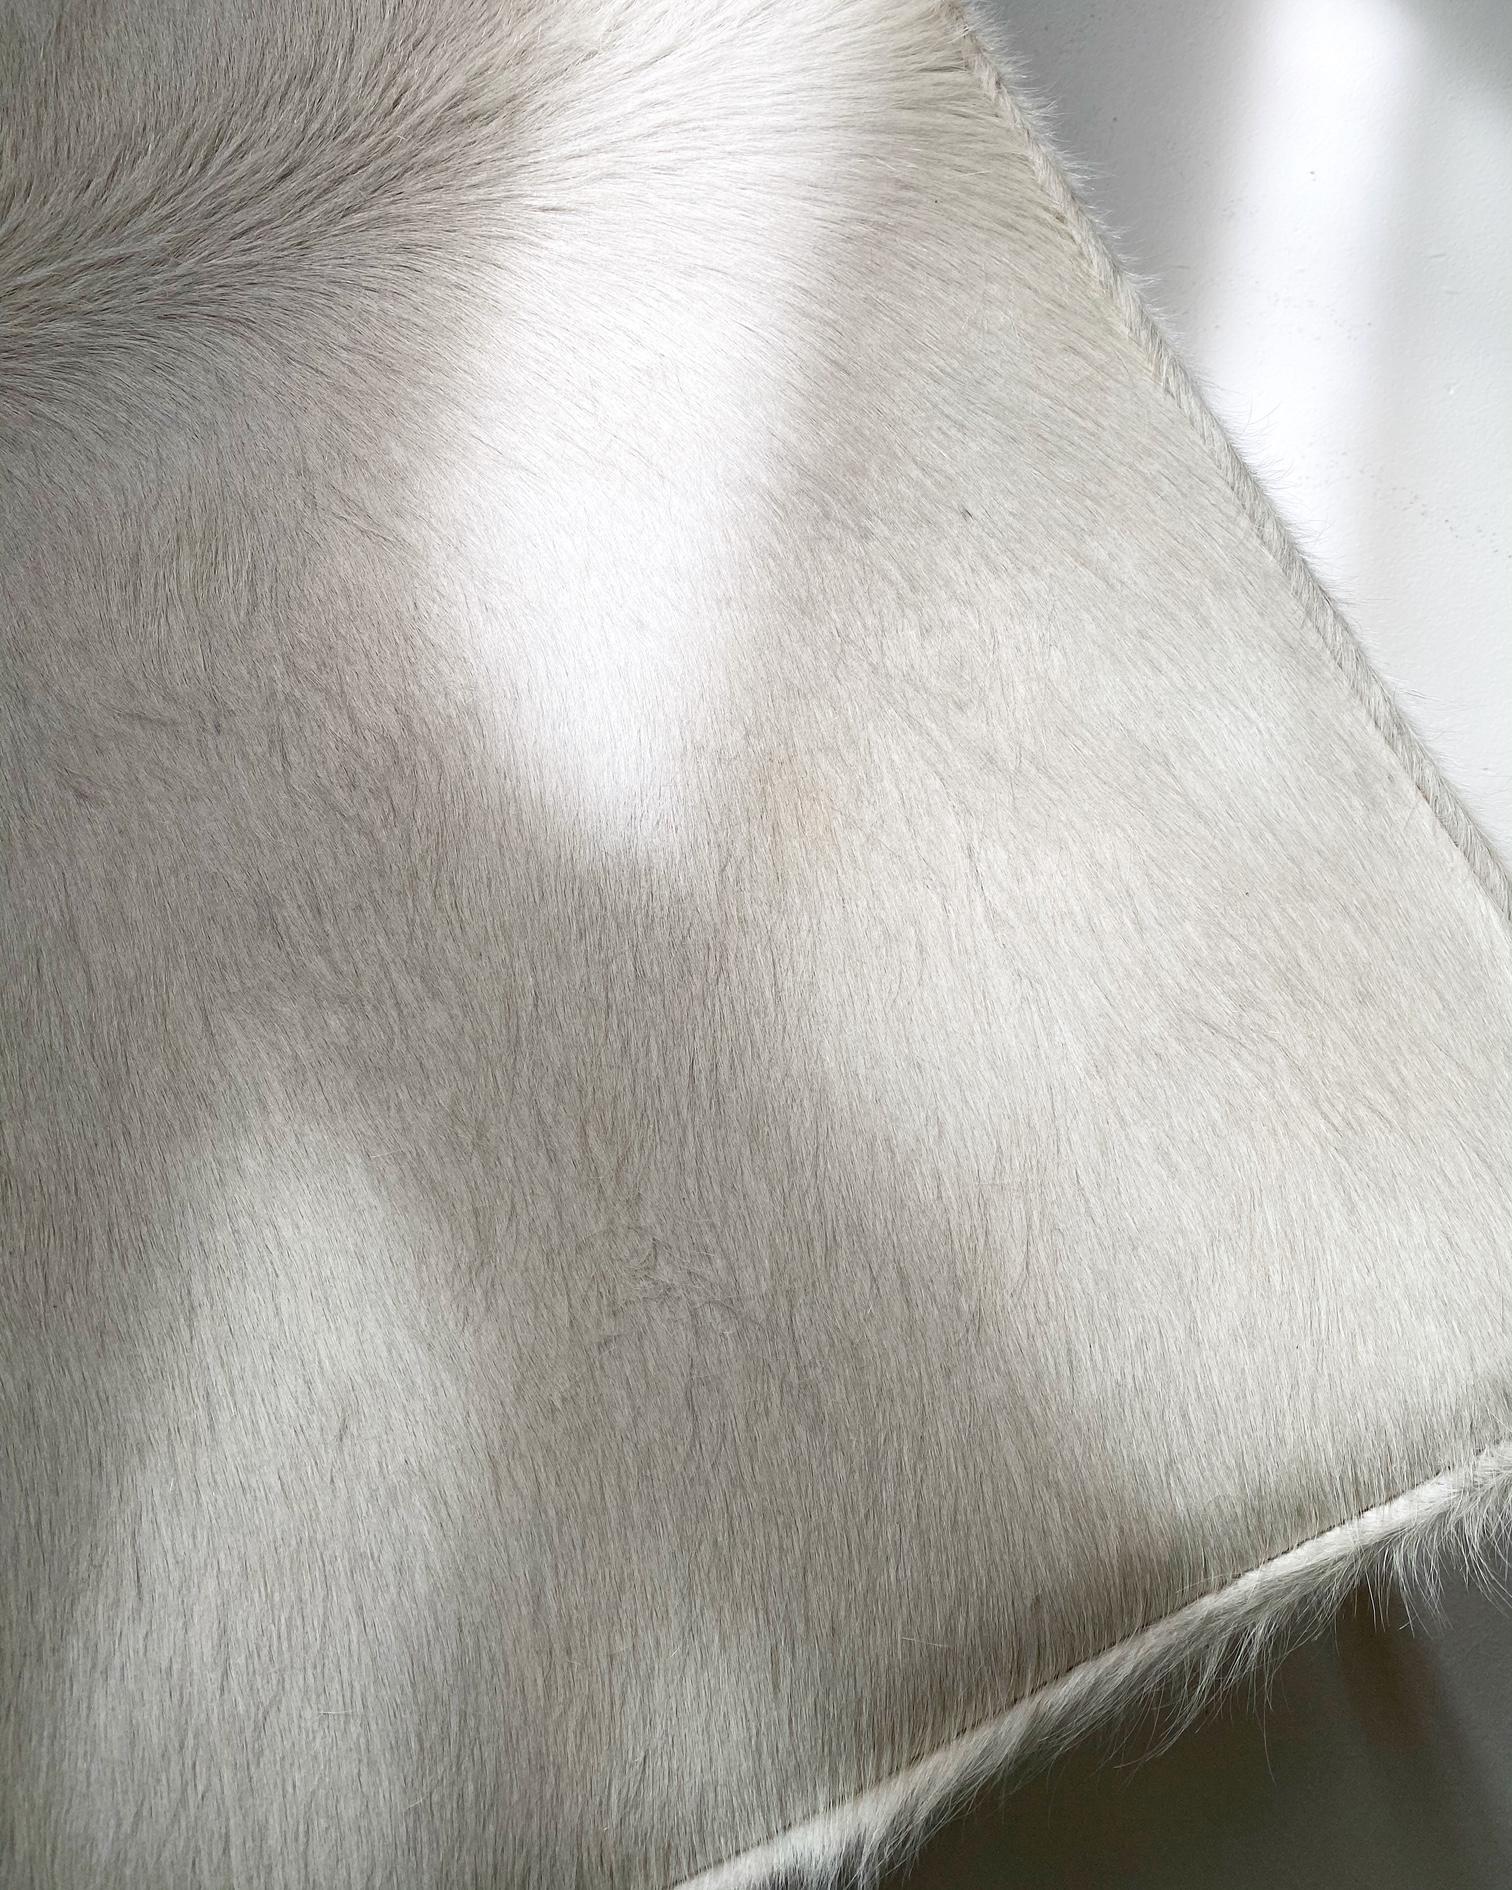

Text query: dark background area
(886, 1572), (1512, 1885)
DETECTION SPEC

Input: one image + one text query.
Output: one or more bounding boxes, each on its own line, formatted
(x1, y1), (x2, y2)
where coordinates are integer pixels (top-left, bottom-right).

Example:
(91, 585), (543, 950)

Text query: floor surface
(990, 0), (1511, 858)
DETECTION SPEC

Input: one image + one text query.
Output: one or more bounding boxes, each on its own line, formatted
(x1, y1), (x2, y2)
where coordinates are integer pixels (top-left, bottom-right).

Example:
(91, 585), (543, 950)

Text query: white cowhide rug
(2, 2), (1510, 1886)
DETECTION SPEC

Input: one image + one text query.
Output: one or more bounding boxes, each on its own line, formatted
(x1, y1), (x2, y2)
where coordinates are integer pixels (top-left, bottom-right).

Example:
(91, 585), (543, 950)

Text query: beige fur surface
(3, 3), (1511, 1886)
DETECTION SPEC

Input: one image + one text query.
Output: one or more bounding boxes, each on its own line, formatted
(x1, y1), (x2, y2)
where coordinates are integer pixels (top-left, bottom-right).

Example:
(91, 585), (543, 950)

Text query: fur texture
(3, 2), (1512, 1887)
(680, 1438), (1512, 1886)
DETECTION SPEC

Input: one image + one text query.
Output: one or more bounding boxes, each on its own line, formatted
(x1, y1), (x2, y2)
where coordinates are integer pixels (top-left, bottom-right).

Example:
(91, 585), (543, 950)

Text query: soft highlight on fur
(3, 3), (1512, 1887)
